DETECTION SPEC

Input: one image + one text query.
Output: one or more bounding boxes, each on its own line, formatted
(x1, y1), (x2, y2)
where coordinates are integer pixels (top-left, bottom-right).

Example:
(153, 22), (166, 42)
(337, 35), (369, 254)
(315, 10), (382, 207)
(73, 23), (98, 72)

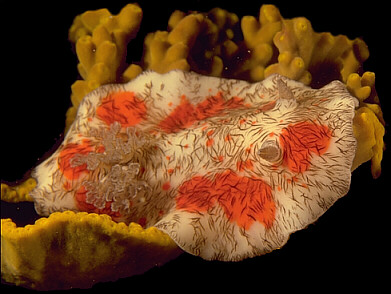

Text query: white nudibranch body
(30, 70), (358, 261)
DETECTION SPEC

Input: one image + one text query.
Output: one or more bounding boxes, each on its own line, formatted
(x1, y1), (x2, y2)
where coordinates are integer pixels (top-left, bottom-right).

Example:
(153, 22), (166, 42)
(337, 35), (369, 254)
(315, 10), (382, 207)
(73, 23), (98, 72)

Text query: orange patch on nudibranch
(75, 185), (121, 219)
(207, 130), (214, 136)
(176, 171), (275, 230)
(259, 100), (276, 112)
(63, 181), (72, 191)
(237, 159), (254, 172)
(239, 118), (247, 125)
(162, 181), (171, 190)
(206, 138), (214, 147)
(58, 139), (93, 180)
(96, 91), (147, 127)
(158, 92), (244, 133)
(279, 121), (332, 173)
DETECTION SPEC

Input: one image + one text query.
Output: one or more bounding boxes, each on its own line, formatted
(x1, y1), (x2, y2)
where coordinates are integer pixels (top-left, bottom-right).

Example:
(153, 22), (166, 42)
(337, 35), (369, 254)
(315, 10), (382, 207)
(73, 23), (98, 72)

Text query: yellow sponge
(1, 211), (181, 290)
(1, 178), (36, 203)
(143, 8), (241, 77)
(352, 106), (385, 178)
(264, 15), (369, 87)
(237, 4), (282, 81)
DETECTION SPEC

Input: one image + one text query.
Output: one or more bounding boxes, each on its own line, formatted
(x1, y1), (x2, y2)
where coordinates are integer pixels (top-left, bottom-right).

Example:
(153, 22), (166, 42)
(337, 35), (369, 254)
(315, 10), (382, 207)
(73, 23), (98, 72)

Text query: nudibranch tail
(30, 70), (358, 261)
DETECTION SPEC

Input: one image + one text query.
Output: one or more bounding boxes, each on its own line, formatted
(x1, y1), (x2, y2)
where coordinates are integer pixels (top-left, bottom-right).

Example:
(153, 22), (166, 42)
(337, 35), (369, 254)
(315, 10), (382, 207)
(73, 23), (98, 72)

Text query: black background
(1, 0), (389, 292)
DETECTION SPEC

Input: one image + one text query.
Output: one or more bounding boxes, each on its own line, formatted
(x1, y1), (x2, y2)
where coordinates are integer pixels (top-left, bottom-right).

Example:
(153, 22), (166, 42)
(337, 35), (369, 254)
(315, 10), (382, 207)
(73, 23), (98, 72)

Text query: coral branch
(66, 4), (143, 132)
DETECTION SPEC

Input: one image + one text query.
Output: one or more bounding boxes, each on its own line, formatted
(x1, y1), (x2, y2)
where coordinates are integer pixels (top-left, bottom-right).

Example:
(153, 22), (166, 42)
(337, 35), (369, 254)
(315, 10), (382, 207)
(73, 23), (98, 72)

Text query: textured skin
(31, 70), (358, 261)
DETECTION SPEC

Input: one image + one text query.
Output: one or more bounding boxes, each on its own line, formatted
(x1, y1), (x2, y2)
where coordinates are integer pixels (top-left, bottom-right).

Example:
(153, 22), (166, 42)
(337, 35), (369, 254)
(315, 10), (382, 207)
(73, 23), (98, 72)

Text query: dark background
(1, 0), (389, 292)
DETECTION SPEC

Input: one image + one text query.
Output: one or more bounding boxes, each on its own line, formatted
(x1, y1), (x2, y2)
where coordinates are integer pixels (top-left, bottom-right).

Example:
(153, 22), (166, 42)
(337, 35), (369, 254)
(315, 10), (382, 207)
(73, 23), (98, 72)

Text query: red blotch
(245, 144), (253, 153)
(176, 171), (275, 230)
(75, 185), (121, 219)
(158, 95), (194, 133)
(162, 181), (171, 190)
(279, 122), (332, 173)
(159, 92), (244, 133)
(259, 100), (276, 112)
(207, 130), (215, 136)
(63, 181), (72, 191)
(96, 144), (105, 153)
(58, 140), (93, 180)
(96, 91), (147, 127)
(206, 138), (214, 147)
(237, 159), (254, 172)
(138, 217), (147, 227)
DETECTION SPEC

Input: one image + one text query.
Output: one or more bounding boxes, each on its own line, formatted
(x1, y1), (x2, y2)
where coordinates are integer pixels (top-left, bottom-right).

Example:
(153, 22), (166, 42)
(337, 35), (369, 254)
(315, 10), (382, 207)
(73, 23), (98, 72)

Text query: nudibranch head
(30, 70), (358, 261)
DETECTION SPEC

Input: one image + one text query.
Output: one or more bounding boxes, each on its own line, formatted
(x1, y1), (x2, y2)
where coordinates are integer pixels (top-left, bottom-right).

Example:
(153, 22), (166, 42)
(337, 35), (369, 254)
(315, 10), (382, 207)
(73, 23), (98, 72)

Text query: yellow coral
(1, 178), (36, 203)
(242, 4), (282, 48)
(237, 4), (282, 81)
(346, 71), (382, 108)
(347, 72), (374, 101)
(65, 4), (143, 132)
(262, 13), (369, 87)
(344, 71), (385, 178)
(143, 22), (195, 73)
(264, 17), (313, 84)
(352, 106), (385, 178)
(143, 8), (241, 78)
(1, 211), (181, 290)
(265, 50), (312, 84)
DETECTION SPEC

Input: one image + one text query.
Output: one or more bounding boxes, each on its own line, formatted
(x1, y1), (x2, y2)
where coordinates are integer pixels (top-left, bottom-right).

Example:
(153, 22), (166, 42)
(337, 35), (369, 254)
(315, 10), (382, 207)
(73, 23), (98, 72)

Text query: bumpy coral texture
(1, 178), (36, 203)
(1, 211), (181, 290)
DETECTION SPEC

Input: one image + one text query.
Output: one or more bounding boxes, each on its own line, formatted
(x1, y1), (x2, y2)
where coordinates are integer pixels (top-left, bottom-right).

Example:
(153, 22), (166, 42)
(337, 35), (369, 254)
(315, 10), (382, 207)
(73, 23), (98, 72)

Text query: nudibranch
(30, 70), (358, 261)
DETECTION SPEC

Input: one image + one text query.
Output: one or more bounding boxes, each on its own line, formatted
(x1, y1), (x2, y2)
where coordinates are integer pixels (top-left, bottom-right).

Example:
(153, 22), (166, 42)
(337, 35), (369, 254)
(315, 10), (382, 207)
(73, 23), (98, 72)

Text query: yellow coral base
(1, 178), (36, 203)
(1, 211), (182, 290)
